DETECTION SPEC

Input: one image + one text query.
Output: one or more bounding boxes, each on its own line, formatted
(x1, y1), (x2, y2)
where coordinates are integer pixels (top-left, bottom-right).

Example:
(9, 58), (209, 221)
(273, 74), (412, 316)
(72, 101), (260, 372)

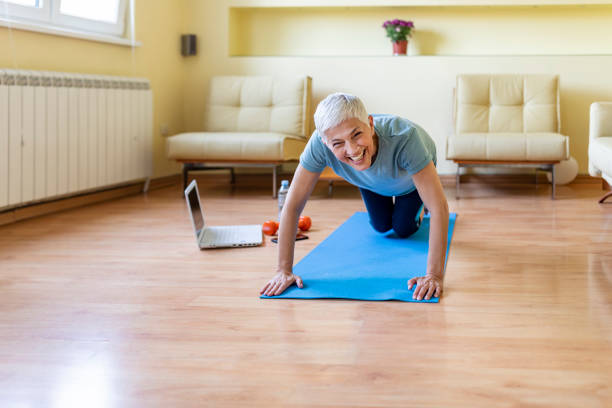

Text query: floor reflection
(52, 353), (114, 408)
(588, 252), (612, 344)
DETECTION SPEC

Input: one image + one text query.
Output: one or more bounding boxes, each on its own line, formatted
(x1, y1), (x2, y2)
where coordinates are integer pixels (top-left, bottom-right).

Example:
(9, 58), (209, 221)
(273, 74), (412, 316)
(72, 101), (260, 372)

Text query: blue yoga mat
(261, 211), (457, 303)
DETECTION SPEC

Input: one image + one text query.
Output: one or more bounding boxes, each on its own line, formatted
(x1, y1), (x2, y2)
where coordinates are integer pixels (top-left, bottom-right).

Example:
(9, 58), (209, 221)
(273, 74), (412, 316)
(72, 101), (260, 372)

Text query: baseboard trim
(149, 174), (181, 190)
(0, 172), (600, 227)
(0, 174), (181, 227)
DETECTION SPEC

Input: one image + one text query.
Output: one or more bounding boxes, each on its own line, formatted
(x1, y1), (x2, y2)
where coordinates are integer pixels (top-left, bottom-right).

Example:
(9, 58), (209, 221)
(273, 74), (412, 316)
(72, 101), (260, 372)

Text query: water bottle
(278, 180), (290, 221)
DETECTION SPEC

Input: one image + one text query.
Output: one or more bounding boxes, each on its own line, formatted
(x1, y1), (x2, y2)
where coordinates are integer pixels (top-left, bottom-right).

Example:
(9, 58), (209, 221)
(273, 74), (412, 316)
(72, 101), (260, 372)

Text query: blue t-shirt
(300, 114), (437, 197)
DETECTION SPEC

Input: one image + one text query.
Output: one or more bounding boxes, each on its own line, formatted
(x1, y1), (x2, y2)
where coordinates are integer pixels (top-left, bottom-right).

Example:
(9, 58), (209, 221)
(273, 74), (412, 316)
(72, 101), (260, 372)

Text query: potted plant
(382, 19), (414, 55)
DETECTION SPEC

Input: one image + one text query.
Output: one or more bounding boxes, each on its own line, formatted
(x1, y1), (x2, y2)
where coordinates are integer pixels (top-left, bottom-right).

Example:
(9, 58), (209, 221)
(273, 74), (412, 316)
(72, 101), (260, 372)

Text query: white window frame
(52, 0), (128, 37)
(0, 1), (50, 22)
(0, 0), (129, 38)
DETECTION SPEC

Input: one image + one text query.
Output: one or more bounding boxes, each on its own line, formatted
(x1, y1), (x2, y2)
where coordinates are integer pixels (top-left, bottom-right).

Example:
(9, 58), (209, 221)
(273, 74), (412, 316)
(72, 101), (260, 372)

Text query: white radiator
(0, 69), (153, 210)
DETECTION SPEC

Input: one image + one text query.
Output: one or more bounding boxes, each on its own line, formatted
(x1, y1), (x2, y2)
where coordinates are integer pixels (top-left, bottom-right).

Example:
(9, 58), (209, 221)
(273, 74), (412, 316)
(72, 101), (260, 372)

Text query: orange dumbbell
(262, 220), (279, 236)
(298, 216), (312, 231)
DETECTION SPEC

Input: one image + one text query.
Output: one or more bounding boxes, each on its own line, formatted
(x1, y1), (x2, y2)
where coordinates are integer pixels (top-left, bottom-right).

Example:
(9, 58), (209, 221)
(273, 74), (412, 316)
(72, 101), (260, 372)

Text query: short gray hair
(314, 93), (369, 138)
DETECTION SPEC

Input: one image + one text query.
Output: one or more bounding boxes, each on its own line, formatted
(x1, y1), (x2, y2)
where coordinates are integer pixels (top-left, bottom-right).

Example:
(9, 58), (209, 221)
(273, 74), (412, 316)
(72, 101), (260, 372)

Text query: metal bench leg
(272, 165), (278, 198)
(599, 191), (612, 204)
(456, 164), (461, 199)
(230, 168), (235, 184)
(551, 164), (556, 200)
(183, 164), (190, 190)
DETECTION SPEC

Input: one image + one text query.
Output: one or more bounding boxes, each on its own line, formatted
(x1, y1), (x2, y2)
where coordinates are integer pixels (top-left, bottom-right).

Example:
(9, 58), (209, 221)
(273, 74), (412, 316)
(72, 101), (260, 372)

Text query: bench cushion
(589, 137), (612, 180)
(167, 132), (306, 162)
(589, 102), (612, 184)
(449, 74), (568, 164)
(447, 132), (569, 161)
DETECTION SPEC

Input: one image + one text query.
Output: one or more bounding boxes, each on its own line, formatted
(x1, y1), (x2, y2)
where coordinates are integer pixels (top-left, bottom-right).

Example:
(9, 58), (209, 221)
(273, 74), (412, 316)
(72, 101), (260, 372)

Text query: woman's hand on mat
(260, 272), (304, 296)
(408, 274), (443, 300)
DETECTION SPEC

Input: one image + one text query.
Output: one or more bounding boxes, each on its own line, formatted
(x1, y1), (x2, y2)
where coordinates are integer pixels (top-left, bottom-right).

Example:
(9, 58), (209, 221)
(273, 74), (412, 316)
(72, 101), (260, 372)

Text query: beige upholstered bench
(167, 76), (312, 197)
(447, 74), (570, 199)
(589, 102), (612, 203)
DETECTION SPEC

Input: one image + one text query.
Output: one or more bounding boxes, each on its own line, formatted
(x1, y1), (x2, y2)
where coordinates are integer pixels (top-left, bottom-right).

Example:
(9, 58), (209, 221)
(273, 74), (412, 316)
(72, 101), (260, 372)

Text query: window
(0, 0), (128, 37)
(1, 0), (48, 21)
(5, 0), (39, 6)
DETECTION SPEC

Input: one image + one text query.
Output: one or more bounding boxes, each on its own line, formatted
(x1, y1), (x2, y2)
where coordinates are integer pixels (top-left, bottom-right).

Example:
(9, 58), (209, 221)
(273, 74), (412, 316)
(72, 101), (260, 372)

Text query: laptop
(184, 180), (263, 249)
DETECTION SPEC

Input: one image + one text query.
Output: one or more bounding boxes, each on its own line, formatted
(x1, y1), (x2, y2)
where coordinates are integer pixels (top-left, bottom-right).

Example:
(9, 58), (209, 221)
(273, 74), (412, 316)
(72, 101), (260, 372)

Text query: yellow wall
(230, 6), (612, 56)
(0, 0), (184, 178)
(183, 1), (612, 175)
(3, 1), (612, 177)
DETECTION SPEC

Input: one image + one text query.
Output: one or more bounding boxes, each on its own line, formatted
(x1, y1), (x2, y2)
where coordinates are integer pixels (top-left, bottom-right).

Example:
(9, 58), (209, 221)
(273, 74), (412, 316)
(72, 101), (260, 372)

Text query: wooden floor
(1, 176), (611, 407)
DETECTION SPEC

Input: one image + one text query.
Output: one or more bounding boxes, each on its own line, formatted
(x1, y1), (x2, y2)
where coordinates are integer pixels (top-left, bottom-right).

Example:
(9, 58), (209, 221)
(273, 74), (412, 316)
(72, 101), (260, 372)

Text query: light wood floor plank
(0, 176), (611, 407)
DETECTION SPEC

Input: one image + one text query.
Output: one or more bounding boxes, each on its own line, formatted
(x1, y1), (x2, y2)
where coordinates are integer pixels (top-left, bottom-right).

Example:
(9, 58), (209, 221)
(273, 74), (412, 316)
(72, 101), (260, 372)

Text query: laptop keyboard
(204, 227), (239, 243)
(202, 226), (260, 246)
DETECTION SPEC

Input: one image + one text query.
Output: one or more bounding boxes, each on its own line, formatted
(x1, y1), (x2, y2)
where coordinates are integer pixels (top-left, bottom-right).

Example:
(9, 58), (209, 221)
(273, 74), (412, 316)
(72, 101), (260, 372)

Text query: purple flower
(382, 18), (414, 41)
(383, 19), (414, 28)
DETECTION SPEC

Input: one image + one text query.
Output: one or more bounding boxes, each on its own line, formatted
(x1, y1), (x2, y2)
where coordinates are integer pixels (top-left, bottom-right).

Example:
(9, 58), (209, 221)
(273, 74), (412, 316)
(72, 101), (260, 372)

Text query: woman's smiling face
(322, 116), (377, 171)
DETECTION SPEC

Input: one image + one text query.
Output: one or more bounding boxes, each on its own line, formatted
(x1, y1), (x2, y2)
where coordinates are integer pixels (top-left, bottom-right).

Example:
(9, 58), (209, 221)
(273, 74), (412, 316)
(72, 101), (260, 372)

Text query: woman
(260, 93), (449, 301)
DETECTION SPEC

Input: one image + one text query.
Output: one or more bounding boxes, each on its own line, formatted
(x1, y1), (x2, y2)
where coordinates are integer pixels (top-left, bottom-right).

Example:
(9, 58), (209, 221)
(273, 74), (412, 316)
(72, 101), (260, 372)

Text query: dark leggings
(359, 187), (423, 238)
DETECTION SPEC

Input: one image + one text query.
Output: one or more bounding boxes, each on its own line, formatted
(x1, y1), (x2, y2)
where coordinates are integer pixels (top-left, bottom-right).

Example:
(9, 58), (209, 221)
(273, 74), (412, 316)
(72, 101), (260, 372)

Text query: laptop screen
(187, 186), (204, 237)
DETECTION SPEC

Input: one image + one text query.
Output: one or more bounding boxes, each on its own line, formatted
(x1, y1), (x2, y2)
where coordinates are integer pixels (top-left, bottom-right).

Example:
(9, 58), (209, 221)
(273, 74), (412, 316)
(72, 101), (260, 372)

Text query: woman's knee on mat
(392, 219), (419, 238)
(369, 218), (393, 233)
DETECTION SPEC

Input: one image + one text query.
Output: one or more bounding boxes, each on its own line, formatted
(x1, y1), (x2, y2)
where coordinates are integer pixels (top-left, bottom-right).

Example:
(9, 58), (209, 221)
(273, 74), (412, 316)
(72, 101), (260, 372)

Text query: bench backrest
(455, 74), (560, 134)
(204, 76), (312, 138)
